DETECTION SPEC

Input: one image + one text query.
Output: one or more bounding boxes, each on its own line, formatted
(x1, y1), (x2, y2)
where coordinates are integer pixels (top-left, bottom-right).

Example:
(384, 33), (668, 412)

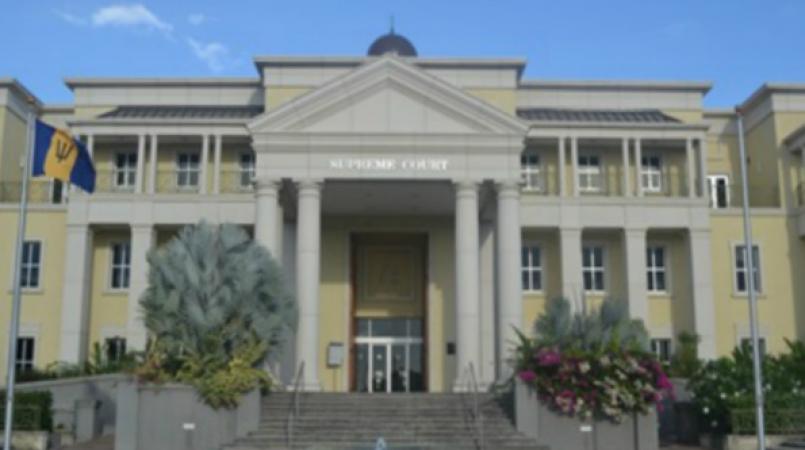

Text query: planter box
(114, 383), (260, 450)
(0, 431), (49, 450)
(515, 379), (659, 450)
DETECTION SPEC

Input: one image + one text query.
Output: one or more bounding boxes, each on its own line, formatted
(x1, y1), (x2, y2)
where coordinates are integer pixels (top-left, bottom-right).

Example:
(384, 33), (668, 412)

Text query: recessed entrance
(350, 233), (427, 393)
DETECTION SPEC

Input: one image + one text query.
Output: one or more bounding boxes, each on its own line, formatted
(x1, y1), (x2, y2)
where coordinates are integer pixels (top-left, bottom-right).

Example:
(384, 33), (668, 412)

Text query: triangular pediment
(249, 56), (527, 135)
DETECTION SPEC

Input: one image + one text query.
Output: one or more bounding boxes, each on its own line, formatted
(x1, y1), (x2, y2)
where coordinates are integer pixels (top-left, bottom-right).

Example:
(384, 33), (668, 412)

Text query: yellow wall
(87, 229), (131, 351)
(0, 105), (28, 184)
(265, 87), (312, 110)
(466, 89), (517, 115)
(521, 229), (561, 329)
(0, 209), (67, 378)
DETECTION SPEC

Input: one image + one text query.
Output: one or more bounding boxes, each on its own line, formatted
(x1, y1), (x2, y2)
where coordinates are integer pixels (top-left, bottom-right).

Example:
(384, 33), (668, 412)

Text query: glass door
(354, 318), (424, 393)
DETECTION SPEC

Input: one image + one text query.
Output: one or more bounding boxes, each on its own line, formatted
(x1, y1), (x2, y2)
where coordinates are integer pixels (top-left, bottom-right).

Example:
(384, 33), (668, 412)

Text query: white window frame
(733, 243), (762, 295)
(521, 244), (543, 292)
(650, 337), (673, 363)
(15, 336), (36, 373)
(113, 152), (138, 190)
(520, 152), (543, 192)
(176, 152), (201, 189)
(640, 154), (663, 193)
(19, 240), (43, 290)
(108, 241), (131, 291)
(239, 152), (256, 188)
(707, 174), (730, 209)
(582, 245), (606, 292)
(578, 154), (603, 193)
(646, 245), (669, 293)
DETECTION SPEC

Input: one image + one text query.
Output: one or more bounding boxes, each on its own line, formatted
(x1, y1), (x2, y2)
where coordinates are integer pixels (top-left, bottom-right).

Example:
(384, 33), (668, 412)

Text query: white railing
(285, 362), (304, 448)
(460, 362), (485, 450)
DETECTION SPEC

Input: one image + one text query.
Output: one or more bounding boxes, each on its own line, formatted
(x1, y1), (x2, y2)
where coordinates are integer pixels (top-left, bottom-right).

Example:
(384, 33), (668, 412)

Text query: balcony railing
(0, 180), (65, 204)
(220, 169), (254, 194)
(156, 170), (201, 194)
(95, 169), (136, 194)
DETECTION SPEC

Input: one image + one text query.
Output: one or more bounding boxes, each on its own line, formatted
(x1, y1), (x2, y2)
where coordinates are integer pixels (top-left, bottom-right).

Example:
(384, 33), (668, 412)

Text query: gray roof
(517, 108), (680, 124)
(98, 105), (263, 120)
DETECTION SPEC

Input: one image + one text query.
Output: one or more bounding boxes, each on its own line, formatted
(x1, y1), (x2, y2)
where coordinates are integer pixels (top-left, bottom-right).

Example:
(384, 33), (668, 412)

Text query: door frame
(349, 232), (429, 392)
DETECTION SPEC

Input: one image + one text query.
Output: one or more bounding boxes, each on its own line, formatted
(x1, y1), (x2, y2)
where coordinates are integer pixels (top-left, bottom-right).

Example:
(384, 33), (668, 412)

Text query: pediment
(249, 56), (527, 136)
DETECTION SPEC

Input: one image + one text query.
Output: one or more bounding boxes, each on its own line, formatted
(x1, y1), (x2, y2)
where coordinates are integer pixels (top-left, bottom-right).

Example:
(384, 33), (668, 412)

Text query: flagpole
(3, 108), (36, 450)
(735, 107), (767, 450)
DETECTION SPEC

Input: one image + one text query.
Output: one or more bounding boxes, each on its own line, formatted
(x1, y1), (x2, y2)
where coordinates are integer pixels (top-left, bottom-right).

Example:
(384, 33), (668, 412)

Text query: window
(110, 242), (131, 290)
(114, 152), (137, 189)
(651, 338), (673, 363)
(578, 154), (602, 192)
(15, 337), (35, 373)
(641, 155), (663, 193)
(50, 179), (64, 204)
(239, 152), (255, 188)
(646, 246), (667, 292)
(521, 245), (543, 291)
(707, 175), (730, 209)
(734, 245), (761, 294)
(20, 241), (42, 289)
(105, 337), (127, 362)
(176, 153), (200, 188)
(520, 152), (542, 191)
(740, 337), (767, 358)
(582, 246), (605, 291)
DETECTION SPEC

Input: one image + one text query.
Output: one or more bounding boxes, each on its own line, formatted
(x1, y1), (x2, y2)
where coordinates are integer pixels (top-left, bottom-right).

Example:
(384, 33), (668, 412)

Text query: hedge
(0, 391), (52, 431)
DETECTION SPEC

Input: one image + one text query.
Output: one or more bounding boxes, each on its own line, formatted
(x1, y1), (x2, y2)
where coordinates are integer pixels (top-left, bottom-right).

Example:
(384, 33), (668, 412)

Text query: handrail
(462, 362), (485, 450)
(285, 361), (305, 448)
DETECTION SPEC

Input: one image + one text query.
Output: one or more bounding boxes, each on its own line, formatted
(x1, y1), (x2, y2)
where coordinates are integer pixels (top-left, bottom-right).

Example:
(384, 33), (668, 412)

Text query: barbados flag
(32, 120), (95, 193)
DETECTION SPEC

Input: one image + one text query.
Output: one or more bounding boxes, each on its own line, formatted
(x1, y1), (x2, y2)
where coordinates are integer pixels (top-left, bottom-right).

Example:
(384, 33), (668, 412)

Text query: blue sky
(1, 1), (803, 106)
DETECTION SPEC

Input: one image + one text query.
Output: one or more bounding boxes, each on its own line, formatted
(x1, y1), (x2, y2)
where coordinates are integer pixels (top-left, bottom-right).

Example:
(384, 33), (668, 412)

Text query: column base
(452, 378), (489, 393)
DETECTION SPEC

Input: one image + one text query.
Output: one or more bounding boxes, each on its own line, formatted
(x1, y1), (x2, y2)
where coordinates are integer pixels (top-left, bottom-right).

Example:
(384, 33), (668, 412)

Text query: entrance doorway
(350, 234), (427, 393)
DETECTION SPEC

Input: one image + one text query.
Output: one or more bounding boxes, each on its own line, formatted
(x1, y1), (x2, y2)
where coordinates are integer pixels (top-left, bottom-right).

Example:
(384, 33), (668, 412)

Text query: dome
(367, 31), (417, 57)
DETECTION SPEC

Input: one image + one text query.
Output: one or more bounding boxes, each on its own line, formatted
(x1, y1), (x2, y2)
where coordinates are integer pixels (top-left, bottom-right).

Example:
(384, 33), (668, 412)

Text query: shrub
(689, 339), (805, 434)
(15, 341), (140, 383)
(0, 391), (53, 431)
(514, 297), (672, 422)
(137, 222), (296, 408)
(669, 332), (701, 378)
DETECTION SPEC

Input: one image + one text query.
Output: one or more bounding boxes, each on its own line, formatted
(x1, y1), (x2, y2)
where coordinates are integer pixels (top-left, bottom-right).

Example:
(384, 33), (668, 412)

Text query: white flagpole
(3, 108), (36, 450)
(735, 107), (767, 450)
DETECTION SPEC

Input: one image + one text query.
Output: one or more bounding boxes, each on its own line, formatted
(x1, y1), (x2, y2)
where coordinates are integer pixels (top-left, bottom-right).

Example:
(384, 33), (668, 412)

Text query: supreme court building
(2, 31), (805, 392)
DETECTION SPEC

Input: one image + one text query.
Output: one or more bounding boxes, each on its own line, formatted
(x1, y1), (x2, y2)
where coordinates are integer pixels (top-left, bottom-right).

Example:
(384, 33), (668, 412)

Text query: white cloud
(188, 13), (205, 26)
(91, 4), (173, 33)
(187, 38), (230, 72)
(53, 9), (88, 26)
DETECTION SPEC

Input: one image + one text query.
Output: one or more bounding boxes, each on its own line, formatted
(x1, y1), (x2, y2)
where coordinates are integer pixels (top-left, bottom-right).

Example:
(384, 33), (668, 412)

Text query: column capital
(453, 179), (480, 193)
(624, 226), (647, 236)
(254, 178), (281, 194)
(295, 178), (323, 193)
(130, 223), (154, 232)
(494, 179), (521, 195)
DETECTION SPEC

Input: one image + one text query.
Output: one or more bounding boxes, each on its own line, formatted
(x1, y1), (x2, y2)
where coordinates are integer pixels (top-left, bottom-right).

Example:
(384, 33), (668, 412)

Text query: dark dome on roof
(368, 31), (417, 57)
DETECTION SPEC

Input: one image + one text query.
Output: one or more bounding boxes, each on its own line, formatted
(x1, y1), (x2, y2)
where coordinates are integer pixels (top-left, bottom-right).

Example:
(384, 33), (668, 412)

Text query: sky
(1, 0), (803, 106)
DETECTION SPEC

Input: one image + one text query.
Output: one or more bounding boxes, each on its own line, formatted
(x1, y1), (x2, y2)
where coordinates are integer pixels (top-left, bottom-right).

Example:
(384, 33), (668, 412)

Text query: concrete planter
(0, 431), (49, 450)
(514, 379), (659, 450)
(114, 383), (260, 450)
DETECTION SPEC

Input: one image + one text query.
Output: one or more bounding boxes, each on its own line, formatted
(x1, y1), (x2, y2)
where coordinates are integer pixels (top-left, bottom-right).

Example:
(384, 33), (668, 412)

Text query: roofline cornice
(0, 77), (42, 109)
(519, 79), (713, 94)
(525, 120), (709, 132)
(63, 77), (261, 90)
(741, 82), (805, 112)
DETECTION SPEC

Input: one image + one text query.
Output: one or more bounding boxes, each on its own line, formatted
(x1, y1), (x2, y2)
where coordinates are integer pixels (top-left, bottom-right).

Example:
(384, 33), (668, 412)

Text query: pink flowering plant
(514, 298), (673, 423)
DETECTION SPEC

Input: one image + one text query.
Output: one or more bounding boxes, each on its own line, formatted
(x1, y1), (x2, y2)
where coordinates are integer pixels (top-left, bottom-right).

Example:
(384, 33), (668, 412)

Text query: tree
(138, 222), (296, 407)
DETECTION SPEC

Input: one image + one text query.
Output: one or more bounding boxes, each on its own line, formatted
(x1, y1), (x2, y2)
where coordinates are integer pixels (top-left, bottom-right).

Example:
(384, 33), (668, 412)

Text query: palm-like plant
(140, 221), (296, 366)
(533, 297), (649, 352)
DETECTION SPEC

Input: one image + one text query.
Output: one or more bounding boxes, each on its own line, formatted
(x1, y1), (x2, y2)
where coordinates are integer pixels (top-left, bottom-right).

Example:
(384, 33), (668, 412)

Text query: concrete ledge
(0, 431), (49, 450)
(115, 383), (260, 450)
(515, 379), (659, 450)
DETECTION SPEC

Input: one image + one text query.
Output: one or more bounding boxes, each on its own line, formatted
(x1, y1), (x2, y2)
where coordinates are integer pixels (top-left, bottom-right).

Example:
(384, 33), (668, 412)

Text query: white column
(635, 138), (644, 197)
(255, 179), (281, 259)
(570, 136), (579, 196)
(127, 224), (154, 351)
(295, 180), (322, 390)
(87, 134), (94, 159)
(495, 180), (522, 381)
(686, 137), (696, 198)
(559, 228), (583, 311)
(698, 138), (708, 198)
(623, 228), (648, 323)
(212, 135), (222, 194)
(454, 180), (481, 391)
(59, 225), (93, 363)
(147, 134), (158, 194)
(199, 135), (209, 195)
(135, 134), (145, 194)
(688, 229), (717, 359)
(622, 138), (632, 196)
(558, 136), (566, 196)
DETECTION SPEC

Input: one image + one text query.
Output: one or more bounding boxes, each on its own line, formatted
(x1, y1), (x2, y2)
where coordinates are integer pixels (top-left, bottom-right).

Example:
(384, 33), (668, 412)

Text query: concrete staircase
(224, 391), (547, 450)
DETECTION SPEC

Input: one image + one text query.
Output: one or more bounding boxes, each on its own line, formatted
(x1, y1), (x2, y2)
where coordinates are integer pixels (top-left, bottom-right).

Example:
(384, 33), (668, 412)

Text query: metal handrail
(462, 362), (485, 450)
(285, 361), (305, 448)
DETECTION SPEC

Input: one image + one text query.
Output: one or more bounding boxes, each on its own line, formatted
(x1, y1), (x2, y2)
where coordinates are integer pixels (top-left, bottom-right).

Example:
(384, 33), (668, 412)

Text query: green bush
(137, 222), (295, 408)
(689, 339), (805, 434)
(15, 341), (140, 383)
(669, 332), (701, 378)
(0, 391), (53, 431)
